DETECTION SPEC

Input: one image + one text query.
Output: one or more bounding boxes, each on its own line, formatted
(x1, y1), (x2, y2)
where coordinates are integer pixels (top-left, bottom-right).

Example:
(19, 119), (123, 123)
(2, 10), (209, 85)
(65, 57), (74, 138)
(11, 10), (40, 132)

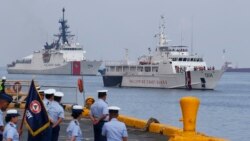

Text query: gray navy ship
(7, 8), (101, 75)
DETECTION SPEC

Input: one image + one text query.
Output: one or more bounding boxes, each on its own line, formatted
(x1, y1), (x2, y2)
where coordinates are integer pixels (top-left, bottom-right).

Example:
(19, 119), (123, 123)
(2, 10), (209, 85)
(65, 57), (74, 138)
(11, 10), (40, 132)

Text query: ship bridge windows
(172, 57), (203, 62)
(159, 47), (168, 52)
(62, 48), (82, 50)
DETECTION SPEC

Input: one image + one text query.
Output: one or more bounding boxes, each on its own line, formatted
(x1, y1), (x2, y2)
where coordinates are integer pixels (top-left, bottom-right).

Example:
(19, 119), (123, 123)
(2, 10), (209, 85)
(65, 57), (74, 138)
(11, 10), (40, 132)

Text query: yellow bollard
(180, 96), (200, 133)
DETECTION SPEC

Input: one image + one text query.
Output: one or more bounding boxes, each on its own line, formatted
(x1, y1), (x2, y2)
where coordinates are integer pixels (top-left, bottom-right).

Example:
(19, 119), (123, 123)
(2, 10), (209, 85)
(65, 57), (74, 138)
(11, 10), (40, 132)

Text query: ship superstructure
(102, 16), (223, 89)
(7, 8), (101, 75)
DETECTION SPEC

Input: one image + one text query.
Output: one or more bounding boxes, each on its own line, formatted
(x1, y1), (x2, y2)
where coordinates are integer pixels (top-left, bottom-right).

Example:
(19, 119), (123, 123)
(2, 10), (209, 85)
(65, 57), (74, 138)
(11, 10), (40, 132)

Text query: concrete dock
(19, 112), (168, 141)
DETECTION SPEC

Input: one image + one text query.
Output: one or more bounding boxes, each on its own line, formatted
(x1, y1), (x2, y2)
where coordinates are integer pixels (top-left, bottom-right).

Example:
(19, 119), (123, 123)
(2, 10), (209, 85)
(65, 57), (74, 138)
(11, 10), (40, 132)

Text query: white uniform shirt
(49, 101), (64, 124)
(90, 99), (108, 120)
(66, 120), (83, 141)
(102, 118), (128, 141)
(43, 98), (50, 110)
(0, 110), (3, 135)
(3, 122), (19, 141)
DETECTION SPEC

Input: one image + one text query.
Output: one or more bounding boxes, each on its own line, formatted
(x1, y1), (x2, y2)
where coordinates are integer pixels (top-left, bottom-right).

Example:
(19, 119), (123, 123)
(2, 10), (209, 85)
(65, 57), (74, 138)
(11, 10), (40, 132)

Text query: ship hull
(226, 68), (250, 72)
(102, 70), (224, 90)
(7, 60), (102, 76)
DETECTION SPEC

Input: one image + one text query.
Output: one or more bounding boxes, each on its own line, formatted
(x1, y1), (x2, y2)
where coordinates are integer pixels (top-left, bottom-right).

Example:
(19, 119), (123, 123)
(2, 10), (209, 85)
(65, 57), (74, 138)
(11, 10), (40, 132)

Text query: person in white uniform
(66, 105), (84, 141)
(102, 106), (128, 141)
(43, 89), (56, 111)
(0, 93), (13, 141)
(90, 90), (109, 141)
(3, 109), (20, 141)
(38, 90), (45, 101)
(50, 91), (65, 141)
(43, 88), (56, 141)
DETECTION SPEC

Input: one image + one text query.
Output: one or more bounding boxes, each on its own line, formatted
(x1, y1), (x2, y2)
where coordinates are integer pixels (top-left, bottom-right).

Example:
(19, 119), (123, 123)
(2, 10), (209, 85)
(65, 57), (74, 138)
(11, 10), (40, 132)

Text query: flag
(24, 80), (50, 136)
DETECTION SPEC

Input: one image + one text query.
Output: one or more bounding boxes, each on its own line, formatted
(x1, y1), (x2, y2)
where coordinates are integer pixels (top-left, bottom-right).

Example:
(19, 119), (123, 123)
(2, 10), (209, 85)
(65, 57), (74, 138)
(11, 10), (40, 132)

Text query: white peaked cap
(54, 91), (64, 97)
(108, 106), (121, 111)
(7, 109), (18, 114)
(44, 89), (56, 95)
(72, 105), (83, 110)
(38, 90), (44, 93)
(97, 90), (108, 93)
(2, 76), (6, 80)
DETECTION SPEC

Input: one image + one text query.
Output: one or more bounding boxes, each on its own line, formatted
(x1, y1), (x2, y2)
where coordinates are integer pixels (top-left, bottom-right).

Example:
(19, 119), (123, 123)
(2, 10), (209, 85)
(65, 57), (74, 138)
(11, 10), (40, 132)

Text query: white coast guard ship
(102, 16), (224, 90)
(7, 8), (101, 76)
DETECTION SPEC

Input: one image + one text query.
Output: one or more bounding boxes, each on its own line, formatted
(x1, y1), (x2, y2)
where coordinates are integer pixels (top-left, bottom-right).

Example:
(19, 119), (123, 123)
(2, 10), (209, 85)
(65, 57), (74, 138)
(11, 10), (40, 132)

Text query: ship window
(110, 66), (115, 71)
(187, 58), (191, 61)
(130, 66), (136, 71)
(172, 58), (177, 61)
(183, 58), (187, 61)
(152, 67), (158, 72)
(179, 58), (183, 61)
(116, 66), (122, 72)
(137, 66), (143, 72)
(191, 58), (194, 61)
(123, 66), (129, 72)
(145, 67), (151, 72)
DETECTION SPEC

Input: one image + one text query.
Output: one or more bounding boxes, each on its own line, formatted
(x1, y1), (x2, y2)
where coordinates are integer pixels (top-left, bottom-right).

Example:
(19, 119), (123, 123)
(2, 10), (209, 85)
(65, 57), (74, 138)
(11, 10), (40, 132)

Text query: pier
(4, 80), (227, 141)
(13, 97), (227, 141)
(19, 111), (168, 141)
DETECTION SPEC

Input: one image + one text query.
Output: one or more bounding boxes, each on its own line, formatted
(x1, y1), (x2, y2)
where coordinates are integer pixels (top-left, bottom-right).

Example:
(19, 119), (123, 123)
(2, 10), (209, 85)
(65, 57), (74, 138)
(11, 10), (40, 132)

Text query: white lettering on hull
(44, 64), (61, 67)
(129, 79), (167, 85)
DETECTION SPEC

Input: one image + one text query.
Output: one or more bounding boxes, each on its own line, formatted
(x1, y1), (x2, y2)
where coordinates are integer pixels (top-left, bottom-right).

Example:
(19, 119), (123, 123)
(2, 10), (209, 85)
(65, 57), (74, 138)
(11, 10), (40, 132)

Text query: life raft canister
(13, 81), (22, 93)
(78, 79), (84, 93)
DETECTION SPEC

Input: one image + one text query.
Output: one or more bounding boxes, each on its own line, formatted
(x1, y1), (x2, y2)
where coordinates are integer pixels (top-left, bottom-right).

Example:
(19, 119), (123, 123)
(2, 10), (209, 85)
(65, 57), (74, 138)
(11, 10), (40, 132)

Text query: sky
(0, 0), (250, 68)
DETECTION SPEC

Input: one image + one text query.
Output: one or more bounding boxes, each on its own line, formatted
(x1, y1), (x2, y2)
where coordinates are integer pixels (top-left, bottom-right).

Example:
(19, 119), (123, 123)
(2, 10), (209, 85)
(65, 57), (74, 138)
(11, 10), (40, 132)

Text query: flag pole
(19, 80), (32, 139)
(82, 75), (85, 106)
(19, 106), (27, 138)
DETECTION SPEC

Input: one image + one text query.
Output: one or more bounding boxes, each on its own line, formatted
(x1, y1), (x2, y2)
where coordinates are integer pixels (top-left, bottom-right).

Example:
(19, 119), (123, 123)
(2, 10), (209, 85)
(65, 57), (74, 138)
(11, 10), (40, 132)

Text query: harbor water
(0, 67), (249, 141)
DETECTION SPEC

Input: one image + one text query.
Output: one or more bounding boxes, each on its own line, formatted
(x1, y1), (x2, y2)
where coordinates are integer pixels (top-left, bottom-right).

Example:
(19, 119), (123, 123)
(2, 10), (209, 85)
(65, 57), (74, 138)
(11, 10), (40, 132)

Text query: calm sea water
(1, 67), (249, 141)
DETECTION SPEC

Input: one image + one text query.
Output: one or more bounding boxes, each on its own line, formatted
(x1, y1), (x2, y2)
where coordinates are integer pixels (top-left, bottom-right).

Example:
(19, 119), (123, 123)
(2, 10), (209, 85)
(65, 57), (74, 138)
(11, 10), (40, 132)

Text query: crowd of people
(0, 76), (128, 141)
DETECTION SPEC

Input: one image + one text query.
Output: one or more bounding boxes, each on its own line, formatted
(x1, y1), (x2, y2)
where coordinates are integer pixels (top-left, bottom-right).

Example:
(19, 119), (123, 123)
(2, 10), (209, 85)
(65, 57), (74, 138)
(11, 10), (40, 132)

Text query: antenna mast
(54, 8), (75, 45)
(191, 16), (194, 55)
